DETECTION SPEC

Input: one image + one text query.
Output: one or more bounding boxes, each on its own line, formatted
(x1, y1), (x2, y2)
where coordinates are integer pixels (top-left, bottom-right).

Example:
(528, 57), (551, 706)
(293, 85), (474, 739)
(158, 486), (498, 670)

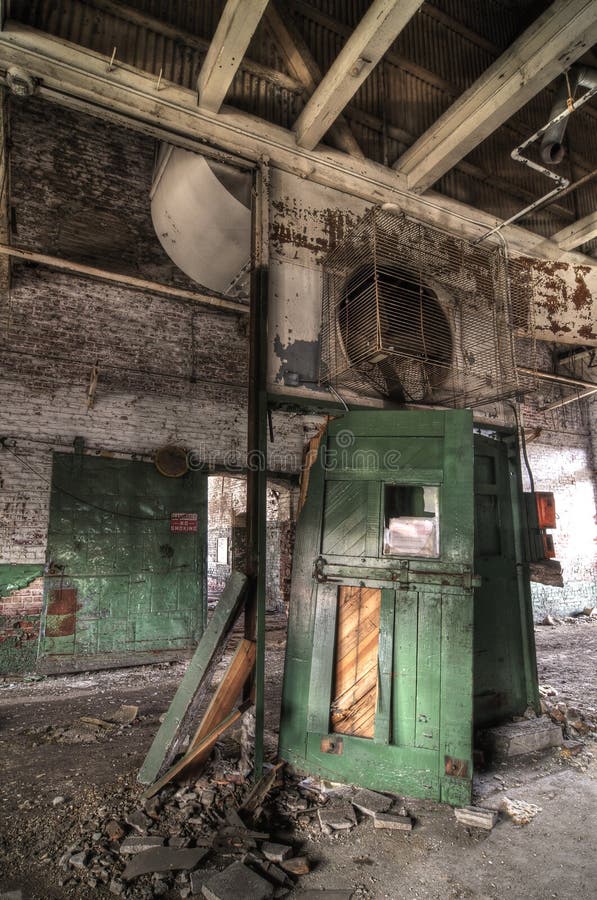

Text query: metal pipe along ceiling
(150, 145), (252, 296)
(541, 66), (597, 165)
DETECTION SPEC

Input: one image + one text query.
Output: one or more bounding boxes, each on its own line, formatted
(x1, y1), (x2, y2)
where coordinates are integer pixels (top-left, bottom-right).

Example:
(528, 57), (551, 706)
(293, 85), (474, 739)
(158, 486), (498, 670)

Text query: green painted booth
(38, 453), (207, 673)
(279, 411), (539, 806)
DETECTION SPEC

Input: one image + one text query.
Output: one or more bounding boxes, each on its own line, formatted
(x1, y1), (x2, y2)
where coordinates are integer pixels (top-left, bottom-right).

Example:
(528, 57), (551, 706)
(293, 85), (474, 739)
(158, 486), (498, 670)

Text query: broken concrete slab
(119, 835), (165, 855)
(105, 820), (125, 842)
(372, 812), (413, 831)
(317, 804), (357, 831)
(201, 861), (274, 899)
(122, 847), (208, 881)
(454, 806), (498, 830)
(190, 870), (211, 895)
(280, 856), (310, 876)
(261, 842), (292, 863)
(108, 704), (139, 725)
(480, 716), (563, 759)
(351, 788), (393, 818)
(500, 797), (542, 826)
(125, 809), (150, 834)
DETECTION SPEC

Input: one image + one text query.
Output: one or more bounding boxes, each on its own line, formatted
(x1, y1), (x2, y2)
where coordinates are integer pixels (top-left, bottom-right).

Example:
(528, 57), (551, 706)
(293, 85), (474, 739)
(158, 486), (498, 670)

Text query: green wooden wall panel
(439, 591), (473, 805)
(278, 440), (328, 761)
(374, 588), (395, 745)
(302, 732), (440, 799)
(327, 412), (446, 438)
(40, 453), (207, 667)
(392, 590), (418, 749)
(306, 584), (338, 734)
(415, 593), (441, 751)
(322, 481), (368, 557)
(473, 433), (540, 728)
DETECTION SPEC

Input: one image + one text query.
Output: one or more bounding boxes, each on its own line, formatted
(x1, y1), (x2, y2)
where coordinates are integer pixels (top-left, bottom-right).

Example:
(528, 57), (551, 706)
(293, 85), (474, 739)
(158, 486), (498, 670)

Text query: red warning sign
(170, 512), (198, 533)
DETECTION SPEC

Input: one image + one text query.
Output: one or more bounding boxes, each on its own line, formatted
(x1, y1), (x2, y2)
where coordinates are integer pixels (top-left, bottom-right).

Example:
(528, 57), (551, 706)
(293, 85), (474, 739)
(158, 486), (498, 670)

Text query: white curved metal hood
(151, 145), (251, 296)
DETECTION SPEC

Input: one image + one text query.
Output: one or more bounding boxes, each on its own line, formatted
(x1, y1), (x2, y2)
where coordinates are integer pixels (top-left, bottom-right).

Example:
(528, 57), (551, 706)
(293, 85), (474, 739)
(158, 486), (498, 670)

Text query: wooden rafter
(393, 0), (597, 192)
(264, 2), (363, 158)
(294, 0), (424, 151)
(1, 22), (594, 261)
(551, 211), (597, 251)
(197, 0), (270, 113)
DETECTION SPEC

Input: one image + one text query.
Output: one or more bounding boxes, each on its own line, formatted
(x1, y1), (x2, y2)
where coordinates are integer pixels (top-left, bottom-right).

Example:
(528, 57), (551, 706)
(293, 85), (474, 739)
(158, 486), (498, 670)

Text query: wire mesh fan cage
(321, 207), (532, 408)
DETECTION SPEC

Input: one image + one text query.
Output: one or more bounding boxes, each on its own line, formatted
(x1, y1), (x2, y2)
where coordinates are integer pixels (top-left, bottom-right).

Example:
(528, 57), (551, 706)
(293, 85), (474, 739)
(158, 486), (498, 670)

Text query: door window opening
(383, 484), (440, 558)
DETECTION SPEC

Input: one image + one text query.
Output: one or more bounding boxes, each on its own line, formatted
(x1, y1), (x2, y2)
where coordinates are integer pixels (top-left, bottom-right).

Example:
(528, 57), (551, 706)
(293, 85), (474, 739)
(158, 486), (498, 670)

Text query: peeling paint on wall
(0, 564), (44, 598)
(0, 572), (44, 673)
(271, 197), (358, 262)
(273, 333), (320, 385)
(516, 257), (597, 345)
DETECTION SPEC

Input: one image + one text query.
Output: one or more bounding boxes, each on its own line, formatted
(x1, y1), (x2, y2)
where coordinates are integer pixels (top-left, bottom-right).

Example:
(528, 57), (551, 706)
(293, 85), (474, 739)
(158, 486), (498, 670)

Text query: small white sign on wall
(217, 537), (229, 565)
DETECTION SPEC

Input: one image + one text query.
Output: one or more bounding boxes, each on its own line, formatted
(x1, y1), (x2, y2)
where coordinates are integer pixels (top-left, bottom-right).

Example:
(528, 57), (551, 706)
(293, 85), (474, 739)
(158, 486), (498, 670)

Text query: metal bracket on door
(314, 557), (480, 591)
(320, 735), (344, 755)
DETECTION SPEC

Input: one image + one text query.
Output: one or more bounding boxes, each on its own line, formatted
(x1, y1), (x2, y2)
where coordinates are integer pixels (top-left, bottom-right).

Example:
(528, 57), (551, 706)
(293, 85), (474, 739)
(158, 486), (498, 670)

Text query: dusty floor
(0, 621), (595, 900)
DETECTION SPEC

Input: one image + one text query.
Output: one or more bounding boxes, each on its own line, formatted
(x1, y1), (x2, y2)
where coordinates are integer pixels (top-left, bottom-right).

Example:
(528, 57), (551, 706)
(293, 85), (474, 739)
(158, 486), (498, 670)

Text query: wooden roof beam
(293, 0), (424, 151)
(551, 210), (597, 250)
(264, 2), (364, 158)
(197, 0), (270, 113)
(393, 0), (597, 192)
(3, 21), (596, 265)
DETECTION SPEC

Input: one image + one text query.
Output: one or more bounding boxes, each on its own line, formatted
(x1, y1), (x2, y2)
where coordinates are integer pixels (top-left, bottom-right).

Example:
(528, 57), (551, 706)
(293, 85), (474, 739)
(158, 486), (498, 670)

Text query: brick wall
(0, 99), (315, 670)
(207, 476), (296, 612)
(0, 577), (44, 674)
(517, 342), (597, 617)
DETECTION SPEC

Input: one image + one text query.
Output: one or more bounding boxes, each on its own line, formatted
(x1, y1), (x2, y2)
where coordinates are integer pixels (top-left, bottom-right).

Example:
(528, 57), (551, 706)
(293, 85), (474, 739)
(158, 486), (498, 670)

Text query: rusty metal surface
(514, 257), (597, 344)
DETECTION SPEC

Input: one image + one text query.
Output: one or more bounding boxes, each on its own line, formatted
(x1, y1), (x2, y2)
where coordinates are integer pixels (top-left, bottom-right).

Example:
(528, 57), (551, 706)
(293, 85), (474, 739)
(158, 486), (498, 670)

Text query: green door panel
(322, 481), (368, 557)
(39, 454), (207, 672)
(280, 410), (474, 806)
(473, 434), (539, 727)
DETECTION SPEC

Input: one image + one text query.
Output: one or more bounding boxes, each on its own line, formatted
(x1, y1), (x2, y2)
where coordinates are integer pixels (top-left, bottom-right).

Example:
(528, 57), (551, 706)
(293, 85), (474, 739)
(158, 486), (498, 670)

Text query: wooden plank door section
(331, 586), (381, 739)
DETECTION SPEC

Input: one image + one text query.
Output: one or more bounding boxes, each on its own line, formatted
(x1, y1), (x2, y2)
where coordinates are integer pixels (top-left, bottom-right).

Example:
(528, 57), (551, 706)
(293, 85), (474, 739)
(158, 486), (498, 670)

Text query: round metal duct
(150, 146), (251, 296)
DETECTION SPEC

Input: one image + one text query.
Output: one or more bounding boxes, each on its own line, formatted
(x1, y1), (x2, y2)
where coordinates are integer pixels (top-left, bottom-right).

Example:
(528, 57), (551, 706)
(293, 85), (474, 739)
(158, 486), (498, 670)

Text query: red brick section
(0, 577), (44, 645)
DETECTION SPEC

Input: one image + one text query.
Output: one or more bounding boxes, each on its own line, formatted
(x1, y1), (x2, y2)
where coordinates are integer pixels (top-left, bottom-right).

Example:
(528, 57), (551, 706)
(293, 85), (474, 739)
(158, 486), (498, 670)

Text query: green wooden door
(280, 410), (475, 806)
(39, 453), (207, 672)
(473, 433), (539, 727)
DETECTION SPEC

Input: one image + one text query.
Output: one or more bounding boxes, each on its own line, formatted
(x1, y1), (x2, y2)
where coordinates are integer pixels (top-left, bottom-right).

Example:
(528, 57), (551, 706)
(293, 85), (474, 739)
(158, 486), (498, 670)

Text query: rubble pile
(539, 684), (597, 741)
(27, 705), (140, 746)
(57, 766), (417, 898)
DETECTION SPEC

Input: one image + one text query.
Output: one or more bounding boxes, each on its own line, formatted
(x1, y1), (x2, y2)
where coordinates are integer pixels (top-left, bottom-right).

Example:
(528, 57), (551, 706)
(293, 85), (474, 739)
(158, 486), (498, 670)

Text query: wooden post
(245, 159), (269, 780)
(0, 88), (10, 300)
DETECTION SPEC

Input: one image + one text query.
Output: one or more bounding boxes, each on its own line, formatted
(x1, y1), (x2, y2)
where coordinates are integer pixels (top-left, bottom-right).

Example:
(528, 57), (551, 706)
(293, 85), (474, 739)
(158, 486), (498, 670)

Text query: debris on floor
(110, 705), (140, 726)
(479, 716), (563, 759)
(454, 806), (498, 830)
(499, 797), (542, 826)
(540, 695), (596, 740)
(54, 756), (423, 898)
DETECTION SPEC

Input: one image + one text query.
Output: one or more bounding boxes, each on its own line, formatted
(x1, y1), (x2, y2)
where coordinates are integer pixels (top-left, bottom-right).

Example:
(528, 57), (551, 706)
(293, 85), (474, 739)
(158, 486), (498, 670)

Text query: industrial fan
(321, 207), (524, 408)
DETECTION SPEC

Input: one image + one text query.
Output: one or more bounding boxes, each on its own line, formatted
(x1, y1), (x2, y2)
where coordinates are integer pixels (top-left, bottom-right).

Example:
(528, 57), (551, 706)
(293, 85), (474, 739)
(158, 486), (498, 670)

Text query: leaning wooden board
(138, 571), (249, 785)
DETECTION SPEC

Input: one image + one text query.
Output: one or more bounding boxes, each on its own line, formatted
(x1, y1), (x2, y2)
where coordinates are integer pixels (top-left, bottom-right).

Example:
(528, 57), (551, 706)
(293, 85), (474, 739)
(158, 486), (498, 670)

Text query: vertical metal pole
(245, 159), (269, 779)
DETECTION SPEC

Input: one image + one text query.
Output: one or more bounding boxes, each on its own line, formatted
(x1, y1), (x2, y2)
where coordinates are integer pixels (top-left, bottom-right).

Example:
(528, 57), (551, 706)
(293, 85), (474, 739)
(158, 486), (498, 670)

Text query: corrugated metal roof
(9, 0), (597, 251)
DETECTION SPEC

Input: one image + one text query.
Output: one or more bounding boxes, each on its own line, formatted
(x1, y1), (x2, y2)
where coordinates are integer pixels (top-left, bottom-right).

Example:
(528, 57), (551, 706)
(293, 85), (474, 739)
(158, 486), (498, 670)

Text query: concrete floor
(0, 622), (595, 899)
